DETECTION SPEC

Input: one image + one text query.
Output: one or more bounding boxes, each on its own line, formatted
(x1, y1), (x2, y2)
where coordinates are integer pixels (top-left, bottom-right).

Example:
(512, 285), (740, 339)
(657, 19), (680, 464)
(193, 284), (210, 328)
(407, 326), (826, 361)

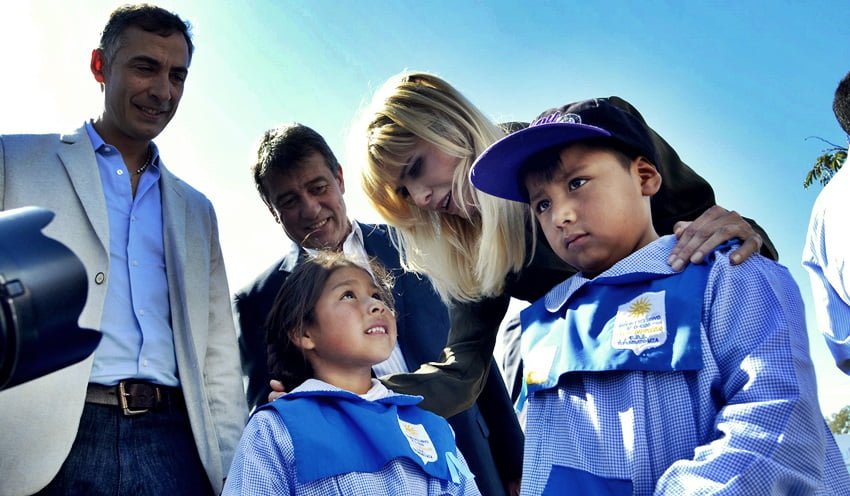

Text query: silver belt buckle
(119, 381), (157, 416)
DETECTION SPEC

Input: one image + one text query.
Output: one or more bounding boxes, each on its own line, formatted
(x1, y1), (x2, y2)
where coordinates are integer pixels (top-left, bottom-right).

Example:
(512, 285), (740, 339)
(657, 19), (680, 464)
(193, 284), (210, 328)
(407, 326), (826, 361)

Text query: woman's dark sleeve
(608, 96), (778, 260)
(379, 294), (511, 418)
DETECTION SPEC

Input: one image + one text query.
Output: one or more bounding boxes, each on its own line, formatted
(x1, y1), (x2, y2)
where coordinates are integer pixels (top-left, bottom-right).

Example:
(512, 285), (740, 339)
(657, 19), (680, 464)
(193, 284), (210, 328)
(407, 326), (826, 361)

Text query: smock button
(94, 272), (105, 285)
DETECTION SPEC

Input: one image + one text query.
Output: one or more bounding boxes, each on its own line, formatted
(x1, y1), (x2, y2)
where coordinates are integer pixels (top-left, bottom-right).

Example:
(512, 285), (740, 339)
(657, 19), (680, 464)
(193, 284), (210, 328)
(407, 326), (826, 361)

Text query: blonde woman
(357, 71), (775, 418)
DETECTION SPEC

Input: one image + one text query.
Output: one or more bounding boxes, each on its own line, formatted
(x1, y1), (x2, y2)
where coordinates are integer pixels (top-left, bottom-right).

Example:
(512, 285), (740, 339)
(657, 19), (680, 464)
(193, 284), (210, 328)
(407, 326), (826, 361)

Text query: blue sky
(2, 0), (849, 415)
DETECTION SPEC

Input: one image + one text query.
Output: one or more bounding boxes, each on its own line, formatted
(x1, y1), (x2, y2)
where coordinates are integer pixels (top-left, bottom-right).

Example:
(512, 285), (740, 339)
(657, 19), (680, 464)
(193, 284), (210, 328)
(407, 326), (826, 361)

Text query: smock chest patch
(612, 290), (667, 355)
(398, 417), (438, 464)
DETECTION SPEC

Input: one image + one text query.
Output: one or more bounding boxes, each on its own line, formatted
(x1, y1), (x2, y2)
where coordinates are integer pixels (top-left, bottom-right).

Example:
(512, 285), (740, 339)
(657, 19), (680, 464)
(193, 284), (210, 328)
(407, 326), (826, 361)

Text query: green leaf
(826, 405), (850, 434)
(804, 147), (846, 189)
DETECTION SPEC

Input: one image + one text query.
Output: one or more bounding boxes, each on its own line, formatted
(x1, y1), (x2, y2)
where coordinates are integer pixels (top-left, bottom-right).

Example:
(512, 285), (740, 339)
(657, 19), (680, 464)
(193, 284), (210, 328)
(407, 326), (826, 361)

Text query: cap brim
(470, 123), (611, 202)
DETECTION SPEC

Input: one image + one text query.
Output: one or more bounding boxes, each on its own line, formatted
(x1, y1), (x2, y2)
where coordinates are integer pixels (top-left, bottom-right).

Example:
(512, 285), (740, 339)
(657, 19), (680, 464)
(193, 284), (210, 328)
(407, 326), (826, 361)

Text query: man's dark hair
(252, 123), (342, 207)
(834, 71), (850, 136)
(99, 4), (194, 65)
(265, 251), (395, 391)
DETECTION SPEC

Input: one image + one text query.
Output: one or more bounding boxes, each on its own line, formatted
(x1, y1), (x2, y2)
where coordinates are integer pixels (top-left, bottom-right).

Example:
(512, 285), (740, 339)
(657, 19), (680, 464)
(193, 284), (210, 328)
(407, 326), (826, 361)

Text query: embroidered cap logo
(530, 111), (583, 127)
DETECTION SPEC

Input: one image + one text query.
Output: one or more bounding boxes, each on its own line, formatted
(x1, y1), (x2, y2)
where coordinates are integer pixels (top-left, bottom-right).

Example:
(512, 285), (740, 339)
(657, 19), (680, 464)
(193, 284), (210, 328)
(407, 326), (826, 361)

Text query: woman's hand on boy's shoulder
(668, 205), (763, 271)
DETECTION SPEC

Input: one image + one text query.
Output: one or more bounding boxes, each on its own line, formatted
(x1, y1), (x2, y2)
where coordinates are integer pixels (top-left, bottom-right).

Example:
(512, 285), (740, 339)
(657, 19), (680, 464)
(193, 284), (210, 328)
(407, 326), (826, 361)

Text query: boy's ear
(634, 157), (662, 196)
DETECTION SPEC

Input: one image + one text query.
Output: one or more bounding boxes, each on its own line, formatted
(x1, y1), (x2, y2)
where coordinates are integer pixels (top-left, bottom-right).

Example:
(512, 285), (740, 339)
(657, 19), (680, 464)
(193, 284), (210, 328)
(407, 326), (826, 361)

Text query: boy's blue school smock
(520, 235), (850, 496)
(222, 379), (480, 496)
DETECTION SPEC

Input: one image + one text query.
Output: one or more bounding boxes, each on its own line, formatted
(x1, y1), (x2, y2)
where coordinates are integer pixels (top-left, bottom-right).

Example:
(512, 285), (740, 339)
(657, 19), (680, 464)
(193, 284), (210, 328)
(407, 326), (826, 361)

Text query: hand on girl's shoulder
(268, 379), (287, 402)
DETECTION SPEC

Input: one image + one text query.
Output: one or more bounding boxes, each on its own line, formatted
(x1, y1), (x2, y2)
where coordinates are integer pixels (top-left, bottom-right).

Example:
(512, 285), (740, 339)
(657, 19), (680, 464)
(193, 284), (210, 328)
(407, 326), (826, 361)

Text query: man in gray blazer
(0, 5), (246, 495)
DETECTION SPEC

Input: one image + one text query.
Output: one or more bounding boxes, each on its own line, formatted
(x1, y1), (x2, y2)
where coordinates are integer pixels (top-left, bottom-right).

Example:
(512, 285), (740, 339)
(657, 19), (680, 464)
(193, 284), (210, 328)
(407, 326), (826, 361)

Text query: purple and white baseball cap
(470, 97), (658, 203)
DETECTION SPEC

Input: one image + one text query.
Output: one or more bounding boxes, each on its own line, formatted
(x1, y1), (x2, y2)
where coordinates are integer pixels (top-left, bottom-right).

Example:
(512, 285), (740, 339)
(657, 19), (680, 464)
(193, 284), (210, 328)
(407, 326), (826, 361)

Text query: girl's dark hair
(264, 251), (395, 391)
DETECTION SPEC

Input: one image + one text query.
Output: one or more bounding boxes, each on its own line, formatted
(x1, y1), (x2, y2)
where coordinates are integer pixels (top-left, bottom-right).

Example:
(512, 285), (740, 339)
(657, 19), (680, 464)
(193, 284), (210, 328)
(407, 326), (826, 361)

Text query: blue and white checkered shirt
(802, 158), (850, 374)
(522, 235), (850, 495)
(223, 379), (481, 495)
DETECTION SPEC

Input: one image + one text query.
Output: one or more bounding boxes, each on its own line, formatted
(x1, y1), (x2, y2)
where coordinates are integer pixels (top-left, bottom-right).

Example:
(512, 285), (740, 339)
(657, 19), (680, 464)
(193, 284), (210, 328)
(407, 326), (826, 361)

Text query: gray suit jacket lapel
(160, 165), (207, 381)
(160, 166), (189, 324)
(58, 127), (109, 251)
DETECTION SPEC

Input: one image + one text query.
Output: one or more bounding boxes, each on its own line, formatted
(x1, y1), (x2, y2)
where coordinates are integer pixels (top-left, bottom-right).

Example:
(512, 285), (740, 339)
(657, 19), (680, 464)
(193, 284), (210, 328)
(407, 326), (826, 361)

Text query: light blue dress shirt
(85, 122), (177, 386)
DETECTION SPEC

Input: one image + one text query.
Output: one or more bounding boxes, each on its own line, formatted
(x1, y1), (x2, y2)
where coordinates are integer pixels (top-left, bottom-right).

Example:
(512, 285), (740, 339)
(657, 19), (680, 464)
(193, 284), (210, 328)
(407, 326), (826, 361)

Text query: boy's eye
(568, 178), (588, 191)
(340, 290), (356, 300)
(533, 199), (551, 215)
(372, 291), (384, 302)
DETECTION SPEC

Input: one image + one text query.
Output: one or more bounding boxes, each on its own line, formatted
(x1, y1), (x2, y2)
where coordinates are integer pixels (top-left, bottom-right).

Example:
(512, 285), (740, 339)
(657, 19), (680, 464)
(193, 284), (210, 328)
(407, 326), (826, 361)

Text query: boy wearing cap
(470, 98), (850, 495)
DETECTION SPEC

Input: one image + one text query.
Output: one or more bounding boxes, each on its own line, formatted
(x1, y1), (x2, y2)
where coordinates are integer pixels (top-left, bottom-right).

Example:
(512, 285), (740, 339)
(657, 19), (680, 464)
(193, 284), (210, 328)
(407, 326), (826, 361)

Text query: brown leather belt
(86, 381), (182, 416)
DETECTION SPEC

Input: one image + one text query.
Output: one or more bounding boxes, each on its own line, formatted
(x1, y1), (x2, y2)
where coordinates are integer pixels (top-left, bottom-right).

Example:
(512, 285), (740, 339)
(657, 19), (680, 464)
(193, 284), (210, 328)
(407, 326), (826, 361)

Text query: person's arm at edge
(802, 186), (850, 374)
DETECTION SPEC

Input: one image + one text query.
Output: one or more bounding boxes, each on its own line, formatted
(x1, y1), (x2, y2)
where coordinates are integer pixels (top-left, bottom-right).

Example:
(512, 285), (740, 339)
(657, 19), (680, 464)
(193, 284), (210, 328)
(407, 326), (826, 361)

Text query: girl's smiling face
(298, 266), (398, 384)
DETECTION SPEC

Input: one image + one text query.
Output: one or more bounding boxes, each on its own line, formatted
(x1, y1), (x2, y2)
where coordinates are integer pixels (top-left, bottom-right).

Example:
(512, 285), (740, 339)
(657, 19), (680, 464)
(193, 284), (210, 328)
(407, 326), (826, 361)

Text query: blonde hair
(360, 71), (527, 303)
